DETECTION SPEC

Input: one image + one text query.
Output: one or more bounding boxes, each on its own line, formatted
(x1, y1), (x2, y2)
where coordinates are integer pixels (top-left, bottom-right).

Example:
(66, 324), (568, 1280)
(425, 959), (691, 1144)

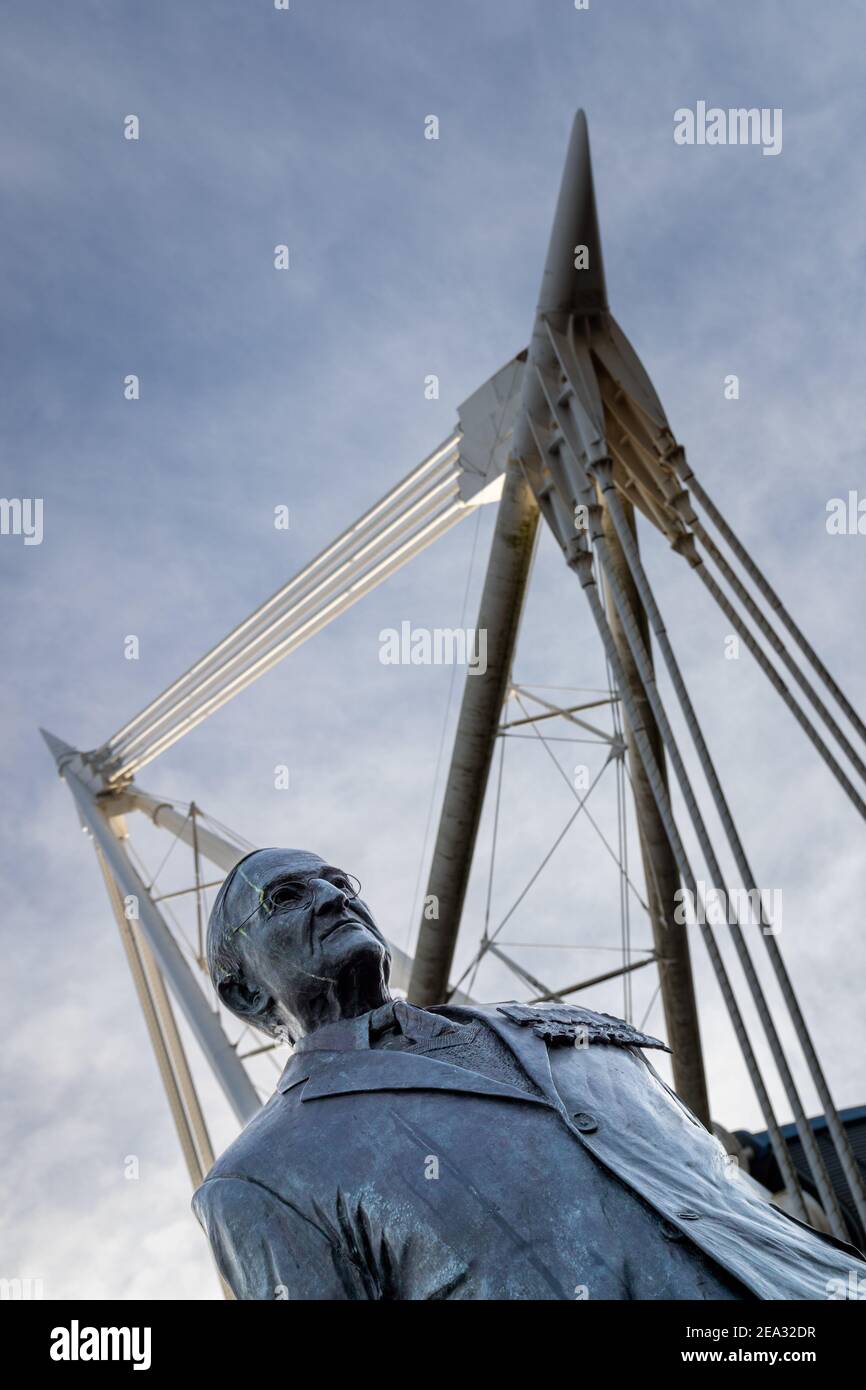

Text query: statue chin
(331, 936), (391, 1012)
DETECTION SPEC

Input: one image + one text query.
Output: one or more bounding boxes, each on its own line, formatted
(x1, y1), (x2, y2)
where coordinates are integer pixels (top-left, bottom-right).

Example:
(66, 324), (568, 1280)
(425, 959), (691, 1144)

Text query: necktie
(368, 998), (462, 1044)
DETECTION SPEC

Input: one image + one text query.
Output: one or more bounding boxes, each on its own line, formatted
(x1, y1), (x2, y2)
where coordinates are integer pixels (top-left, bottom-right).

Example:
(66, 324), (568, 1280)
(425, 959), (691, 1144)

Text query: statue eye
(324, 872), (359, 898)
(268, 883), (305, 910)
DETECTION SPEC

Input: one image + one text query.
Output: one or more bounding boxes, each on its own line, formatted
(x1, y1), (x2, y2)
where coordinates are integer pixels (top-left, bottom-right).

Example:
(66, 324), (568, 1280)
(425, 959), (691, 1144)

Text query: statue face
(212, 848), (391, 1039)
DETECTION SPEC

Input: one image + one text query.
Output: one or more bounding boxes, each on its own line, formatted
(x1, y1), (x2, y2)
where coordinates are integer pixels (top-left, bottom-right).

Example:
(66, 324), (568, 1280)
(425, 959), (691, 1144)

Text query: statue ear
(218, 975), (274, 1027)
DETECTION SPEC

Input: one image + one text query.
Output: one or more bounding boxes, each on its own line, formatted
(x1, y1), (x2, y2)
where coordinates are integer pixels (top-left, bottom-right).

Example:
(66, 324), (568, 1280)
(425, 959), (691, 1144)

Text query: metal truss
(42, 110), (866, 1251)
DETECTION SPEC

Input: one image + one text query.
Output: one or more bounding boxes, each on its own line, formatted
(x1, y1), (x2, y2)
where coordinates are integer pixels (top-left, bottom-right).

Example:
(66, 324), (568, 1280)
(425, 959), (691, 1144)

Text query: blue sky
(3, 0), (866, 1298)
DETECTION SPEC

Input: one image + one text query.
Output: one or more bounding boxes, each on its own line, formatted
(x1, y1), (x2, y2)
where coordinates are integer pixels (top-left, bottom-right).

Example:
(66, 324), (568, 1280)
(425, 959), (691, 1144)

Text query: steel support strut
(591, 470), (846, 1234)
(41, 733), (261, 1126)
(598, 473), (866, 1235)
(501, 107), (866, 1238)
(672, 452), (866, 749)
(408, 459), (540, 1006)
(95, 847), (214, 1188)
(598, 497), (710, 1125)
(570, 528), (813, 1222)
(509, 109), (713, 1131)
(528, 390), (823, 1221)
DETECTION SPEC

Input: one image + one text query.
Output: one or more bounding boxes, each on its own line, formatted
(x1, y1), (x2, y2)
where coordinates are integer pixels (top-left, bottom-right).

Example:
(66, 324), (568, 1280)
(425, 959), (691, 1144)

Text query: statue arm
(192, 1175), (363, 1300)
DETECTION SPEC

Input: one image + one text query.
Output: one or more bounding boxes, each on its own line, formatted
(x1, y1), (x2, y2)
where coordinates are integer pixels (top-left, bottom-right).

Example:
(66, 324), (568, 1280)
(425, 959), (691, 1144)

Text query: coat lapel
(290, 1048), (552, 1106)
(427, 1002), (564, 1108)
(274, 1000), (599, 1109)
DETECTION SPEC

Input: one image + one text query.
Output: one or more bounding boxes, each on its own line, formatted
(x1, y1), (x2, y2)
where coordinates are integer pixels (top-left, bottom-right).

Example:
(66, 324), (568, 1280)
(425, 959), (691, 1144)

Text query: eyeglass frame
(226, 864), (363, 939)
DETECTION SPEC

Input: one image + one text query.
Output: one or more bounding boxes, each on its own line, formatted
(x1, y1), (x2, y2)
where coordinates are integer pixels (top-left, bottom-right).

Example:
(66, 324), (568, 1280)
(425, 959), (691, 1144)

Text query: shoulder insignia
(496, 1001), (670, 1052)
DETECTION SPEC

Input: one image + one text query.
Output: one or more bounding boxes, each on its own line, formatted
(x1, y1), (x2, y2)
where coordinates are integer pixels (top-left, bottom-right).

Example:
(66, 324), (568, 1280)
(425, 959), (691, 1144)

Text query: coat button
(572, 1112), (598, 1133)
(661, 1219), (683, 1241)
(676, 1209), (701, 1221)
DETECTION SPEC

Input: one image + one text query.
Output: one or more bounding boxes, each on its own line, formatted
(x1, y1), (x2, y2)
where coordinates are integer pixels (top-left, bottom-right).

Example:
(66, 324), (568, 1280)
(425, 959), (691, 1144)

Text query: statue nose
(314, 878), (350, 908)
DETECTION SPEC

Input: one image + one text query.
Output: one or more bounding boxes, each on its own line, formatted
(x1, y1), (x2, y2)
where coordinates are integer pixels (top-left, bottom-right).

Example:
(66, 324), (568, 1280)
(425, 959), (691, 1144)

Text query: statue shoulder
(195, 1087), (301, 1191)
(495, 1000), (670, 1052)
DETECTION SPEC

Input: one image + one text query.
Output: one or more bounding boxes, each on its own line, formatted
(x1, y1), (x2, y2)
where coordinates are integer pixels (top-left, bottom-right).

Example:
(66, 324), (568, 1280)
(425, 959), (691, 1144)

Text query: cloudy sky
(3, 0), (866, 1299)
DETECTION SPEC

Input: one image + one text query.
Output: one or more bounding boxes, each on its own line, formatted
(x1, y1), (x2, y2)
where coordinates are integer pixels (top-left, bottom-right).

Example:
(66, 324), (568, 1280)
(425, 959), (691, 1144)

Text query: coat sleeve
(192, 1175), (365, 1300)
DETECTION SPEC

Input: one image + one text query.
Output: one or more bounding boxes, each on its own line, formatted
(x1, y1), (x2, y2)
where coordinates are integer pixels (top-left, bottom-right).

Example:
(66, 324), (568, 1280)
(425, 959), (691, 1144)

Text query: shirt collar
(291, 1013), (371, 1055)
(289, 999), (462, 1055)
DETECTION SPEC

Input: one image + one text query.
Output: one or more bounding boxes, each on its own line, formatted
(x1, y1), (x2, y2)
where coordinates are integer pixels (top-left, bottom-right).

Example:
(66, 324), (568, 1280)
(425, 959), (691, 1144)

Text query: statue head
(206, 848), (392, 1044)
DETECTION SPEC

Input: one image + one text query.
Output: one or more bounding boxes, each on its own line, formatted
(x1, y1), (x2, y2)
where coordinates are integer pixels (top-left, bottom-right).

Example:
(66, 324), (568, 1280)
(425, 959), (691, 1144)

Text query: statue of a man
(193, 847), (864, 1300)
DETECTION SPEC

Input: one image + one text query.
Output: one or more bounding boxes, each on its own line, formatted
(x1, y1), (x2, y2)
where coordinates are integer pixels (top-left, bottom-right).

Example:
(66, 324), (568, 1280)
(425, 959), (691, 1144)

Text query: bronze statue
(193, 848), (865, 1300)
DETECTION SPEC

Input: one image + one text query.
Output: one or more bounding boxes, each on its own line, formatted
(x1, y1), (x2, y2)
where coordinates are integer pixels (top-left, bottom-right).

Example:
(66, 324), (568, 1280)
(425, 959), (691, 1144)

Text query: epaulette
(496, 1001), (670, 1052)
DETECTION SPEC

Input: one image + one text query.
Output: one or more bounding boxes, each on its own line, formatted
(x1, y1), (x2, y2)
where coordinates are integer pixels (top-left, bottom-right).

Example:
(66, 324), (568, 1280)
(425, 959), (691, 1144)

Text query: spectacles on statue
(228, 867), (362, 937)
